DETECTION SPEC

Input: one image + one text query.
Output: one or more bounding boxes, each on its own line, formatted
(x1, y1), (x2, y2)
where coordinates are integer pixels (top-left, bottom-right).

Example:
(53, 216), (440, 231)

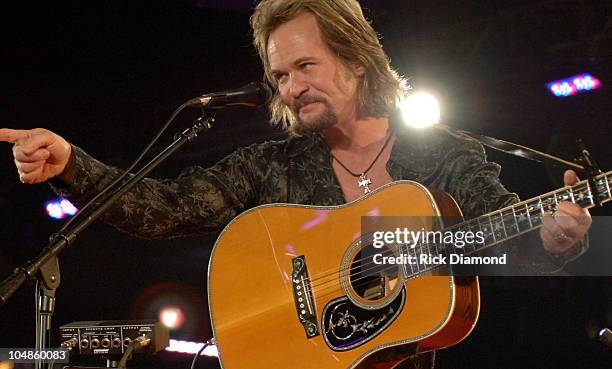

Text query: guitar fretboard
(401, 170), (611, 277)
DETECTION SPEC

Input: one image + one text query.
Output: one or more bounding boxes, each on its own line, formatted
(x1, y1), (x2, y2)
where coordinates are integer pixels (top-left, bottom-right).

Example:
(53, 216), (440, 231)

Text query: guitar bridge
(292, 256), (319, 338)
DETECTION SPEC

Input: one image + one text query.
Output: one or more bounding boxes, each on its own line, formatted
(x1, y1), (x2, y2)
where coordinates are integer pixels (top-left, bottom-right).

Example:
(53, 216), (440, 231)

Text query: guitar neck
(405, 170), (611, 277)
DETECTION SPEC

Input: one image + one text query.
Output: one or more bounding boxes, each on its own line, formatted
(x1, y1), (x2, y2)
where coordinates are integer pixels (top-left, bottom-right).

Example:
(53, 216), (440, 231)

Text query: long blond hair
(250, 0), (406, 135)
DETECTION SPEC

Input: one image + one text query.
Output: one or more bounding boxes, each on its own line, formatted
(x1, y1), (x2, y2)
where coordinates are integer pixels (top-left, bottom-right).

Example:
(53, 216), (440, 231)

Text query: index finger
(0, 128), (29, 144)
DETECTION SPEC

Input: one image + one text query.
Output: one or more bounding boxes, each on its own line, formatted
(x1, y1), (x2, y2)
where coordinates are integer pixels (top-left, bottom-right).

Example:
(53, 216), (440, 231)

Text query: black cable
(190, 339), (214, 369)
(117, 336), (151, 369)
(117, 343), (136, 369)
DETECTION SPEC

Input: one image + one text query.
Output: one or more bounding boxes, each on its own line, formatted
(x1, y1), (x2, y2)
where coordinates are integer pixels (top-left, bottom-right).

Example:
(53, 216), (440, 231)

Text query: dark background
(1, 0), (611, 368)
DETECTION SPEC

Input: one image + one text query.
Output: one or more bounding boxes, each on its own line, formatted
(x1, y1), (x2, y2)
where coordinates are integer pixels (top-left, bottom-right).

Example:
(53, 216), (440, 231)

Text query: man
(0, 0), (591, 367)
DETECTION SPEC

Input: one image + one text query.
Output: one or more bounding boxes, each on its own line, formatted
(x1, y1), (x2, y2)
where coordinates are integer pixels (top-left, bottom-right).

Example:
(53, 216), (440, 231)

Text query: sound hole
(349, 242), (402, 301)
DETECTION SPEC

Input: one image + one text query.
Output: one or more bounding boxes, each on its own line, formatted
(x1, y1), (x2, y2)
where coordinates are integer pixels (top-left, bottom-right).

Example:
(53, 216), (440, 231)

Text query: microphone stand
(34, 257), (60, 369)
(0, 112), (215, 369)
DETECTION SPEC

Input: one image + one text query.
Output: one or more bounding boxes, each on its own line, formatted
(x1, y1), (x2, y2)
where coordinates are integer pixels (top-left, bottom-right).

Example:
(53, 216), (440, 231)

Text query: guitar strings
(311, 194), (604, 303)
(271, 203), (570, 313)
(302, 202), (573, 297)
(283, 177), (602, 297)
(305, 241), (439, 298)
(305, 216), (479, 290)
(306, 211), (591, 301)
(303, 232), (492, 301)
(306, 204), (561, 294)
(303, 180), (595, 289)
(272, 179), (603, 304)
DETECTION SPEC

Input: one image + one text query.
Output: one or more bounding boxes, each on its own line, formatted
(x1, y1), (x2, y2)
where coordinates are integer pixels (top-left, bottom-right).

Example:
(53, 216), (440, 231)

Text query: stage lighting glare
(60, 199), (78, 215)
(547, 73), (601, 97)
(165, 339), (219, 357)
(398, 92), (440, 128)
(45, 198), (78, 219)
(46, 203), (63, 219)
(159, 306), (185, 330)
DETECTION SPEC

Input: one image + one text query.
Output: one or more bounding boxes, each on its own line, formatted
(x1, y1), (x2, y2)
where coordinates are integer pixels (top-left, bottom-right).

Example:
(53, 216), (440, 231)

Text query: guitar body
(208, 181), (480, 369)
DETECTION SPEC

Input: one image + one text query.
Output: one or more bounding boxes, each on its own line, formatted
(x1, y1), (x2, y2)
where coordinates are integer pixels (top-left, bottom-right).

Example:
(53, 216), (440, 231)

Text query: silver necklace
(330, 131), (394, 194)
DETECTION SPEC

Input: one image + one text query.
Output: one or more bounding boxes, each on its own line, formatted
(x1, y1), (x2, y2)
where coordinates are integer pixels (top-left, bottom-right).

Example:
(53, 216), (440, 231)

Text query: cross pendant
(357, 173), (372, 194)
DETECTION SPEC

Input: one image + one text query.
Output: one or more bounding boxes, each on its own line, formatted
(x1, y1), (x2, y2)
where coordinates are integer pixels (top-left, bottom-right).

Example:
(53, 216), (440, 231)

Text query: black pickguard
(321, 289), (405, 351)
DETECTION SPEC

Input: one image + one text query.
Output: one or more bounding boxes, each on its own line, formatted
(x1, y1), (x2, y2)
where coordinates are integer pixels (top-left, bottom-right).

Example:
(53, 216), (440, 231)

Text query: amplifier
(59, 320), (169, 357)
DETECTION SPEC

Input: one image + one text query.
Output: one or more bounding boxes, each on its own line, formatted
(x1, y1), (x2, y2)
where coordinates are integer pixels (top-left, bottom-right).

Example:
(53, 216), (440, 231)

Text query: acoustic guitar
(208, 171), (610, 369)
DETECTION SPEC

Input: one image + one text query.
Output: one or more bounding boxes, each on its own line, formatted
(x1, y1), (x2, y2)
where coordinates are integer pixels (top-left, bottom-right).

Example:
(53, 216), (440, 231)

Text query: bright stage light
(159, 306), (186, 330)
(131, 282), (204, 338)
(45, 198), (78, 219)
(547, 73), (602, 97)
(165, 339), (219, 357)
(398, 92), (440, 128)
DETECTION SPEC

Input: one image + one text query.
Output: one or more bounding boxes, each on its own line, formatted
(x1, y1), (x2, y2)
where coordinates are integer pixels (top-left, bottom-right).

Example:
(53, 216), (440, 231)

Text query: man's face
(267, 12), (363, 132)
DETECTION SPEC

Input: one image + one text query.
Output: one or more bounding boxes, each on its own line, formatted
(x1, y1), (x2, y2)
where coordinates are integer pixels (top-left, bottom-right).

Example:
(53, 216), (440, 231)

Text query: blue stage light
(547, 73), (601, 97)
(45, 198), (78, 219)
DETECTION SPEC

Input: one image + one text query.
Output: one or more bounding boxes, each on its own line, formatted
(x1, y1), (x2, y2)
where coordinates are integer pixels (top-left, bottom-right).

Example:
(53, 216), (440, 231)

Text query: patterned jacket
(51, 119), (587, 369)
(52, 120), (585, 273)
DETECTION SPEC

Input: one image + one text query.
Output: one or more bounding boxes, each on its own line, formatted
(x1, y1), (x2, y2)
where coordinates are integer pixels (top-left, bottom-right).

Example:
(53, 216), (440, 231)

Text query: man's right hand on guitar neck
(0, 128), (73, 185)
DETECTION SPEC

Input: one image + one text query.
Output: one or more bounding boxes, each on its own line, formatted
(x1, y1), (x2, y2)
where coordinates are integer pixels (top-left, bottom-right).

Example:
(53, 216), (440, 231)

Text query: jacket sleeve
(50, 144), (266, 239)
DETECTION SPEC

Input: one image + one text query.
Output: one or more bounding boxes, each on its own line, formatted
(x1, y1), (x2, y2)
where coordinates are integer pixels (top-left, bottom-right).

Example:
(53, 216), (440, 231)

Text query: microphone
(186, 82), (272, 108)
(600, 328), (612, 350)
